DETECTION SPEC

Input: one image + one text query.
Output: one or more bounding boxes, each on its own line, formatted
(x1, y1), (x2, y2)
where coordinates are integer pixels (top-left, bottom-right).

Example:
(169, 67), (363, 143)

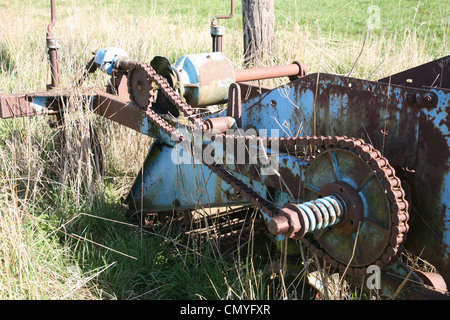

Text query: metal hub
(303, 148), (399, 270)
(319, 181), (364, 237)
(127, 64), (158, 109)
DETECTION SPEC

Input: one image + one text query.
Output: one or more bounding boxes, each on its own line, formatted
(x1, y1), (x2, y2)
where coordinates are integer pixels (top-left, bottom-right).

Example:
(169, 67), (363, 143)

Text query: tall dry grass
(0, 1), (448, 299)
(0, 116), (103, 298)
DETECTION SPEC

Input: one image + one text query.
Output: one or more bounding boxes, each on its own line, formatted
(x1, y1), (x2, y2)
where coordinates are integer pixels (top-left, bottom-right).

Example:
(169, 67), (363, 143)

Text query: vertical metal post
(210, 0), (235, 52)
(46, 0), (61, 88)
(211, 23), (224, 52)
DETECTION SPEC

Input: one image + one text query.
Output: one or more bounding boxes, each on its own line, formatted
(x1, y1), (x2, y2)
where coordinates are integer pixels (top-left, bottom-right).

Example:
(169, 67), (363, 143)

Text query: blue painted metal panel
(239, 73), (450, 284)
(128, 141), (253, 212)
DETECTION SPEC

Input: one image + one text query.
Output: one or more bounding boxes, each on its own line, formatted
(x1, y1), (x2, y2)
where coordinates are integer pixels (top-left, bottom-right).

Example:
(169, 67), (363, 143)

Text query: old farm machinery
(1, 1), (449, 299)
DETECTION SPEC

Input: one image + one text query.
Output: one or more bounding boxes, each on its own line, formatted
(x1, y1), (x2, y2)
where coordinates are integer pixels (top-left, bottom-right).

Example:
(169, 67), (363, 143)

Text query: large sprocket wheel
(302, 147), (409, 276)
(127, 63), (158, 110)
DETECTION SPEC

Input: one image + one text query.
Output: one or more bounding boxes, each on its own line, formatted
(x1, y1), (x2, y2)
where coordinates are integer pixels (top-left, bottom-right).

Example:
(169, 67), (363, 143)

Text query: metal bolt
(269, 195), (346, 239)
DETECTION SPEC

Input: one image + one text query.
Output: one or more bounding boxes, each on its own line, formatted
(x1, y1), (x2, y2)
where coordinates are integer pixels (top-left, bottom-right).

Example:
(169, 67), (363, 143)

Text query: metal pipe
(268, 196), (346, 239)
(212, 35), (223, 52)
(213, 0), (235, 21)
(47, 0), (56, 37)
(234, 62), (306, 82)
(48, 49), (60, 88)
(211, 1), (234, 52)
(46, 0), (60, 88)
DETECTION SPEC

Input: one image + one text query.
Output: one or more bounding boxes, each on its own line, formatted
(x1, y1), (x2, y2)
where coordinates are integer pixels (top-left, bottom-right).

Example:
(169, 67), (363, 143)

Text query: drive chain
(125, 61), (410, 275)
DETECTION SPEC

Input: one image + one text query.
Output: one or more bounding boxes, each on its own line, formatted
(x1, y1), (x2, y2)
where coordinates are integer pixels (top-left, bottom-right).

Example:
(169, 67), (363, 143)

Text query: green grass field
(0, 0), (448, 300)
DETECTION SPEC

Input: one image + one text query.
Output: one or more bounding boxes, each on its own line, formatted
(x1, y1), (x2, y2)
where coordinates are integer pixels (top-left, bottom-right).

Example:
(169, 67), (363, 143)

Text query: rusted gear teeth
(126, 60), (409, 276)
(281, 136), (409, 274)
(127, 63), (158, 110)
(126, 61), (204, 128)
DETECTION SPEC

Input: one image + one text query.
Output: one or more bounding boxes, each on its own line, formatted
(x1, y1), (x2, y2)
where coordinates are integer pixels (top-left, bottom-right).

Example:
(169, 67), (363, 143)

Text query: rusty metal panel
(92, 90), (177, 146)
(0, 94), (37, 119)
(127, 142), (255, 213)
(93, 91), (146, 133)
(239, 72), (450, 285)
(378, 55), (450, 89)
(0, 94), (59, 119)
(0, 88), (99, 119)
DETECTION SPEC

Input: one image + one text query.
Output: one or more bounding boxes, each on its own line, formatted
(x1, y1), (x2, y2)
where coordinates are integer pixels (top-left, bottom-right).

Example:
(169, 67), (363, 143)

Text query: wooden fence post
(242, 0), (275, 66)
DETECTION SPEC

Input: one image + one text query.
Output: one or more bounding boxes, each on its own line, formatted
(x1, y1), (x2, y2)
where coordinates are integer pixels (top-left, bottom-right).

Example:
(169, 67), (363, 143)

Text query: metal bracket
(226, 82), (242, 128)
(46, 37), (61, 49)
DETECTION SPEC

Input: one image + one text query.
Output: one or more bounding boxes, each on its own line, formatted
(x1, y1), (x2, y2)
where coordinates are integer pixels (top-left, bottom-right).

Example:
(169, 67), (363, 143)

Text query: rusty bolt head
(280, 203), (309, 239)
(268, 215), (290, 235)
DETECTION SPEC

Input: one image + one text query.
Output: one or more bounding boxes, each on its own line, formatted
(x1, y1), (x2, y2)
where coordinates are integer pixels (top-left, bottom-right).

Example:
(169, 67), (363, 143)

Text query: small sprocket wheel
(127, 63), (158, 109)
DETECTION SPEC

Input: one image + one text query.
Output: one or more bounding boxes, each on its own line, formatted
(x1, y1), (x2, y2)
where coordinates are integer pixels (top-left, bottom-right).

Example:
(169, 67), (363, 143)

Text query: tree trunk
(242, 0), (275, 66)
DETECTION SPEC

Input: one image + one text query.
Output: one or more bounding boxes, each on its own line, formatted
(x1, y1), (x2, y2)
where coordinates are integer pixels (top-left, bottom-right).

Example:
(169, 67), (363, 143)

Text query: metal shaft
(268, 195), (346, 239)
(47, 0), (56, 37)
(210, 0), (234, 53)
(234, 62), (306, 82)
(212, 35), (223, 52)
(47, 0), (60, 88)
(213, 0), (235, 21)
